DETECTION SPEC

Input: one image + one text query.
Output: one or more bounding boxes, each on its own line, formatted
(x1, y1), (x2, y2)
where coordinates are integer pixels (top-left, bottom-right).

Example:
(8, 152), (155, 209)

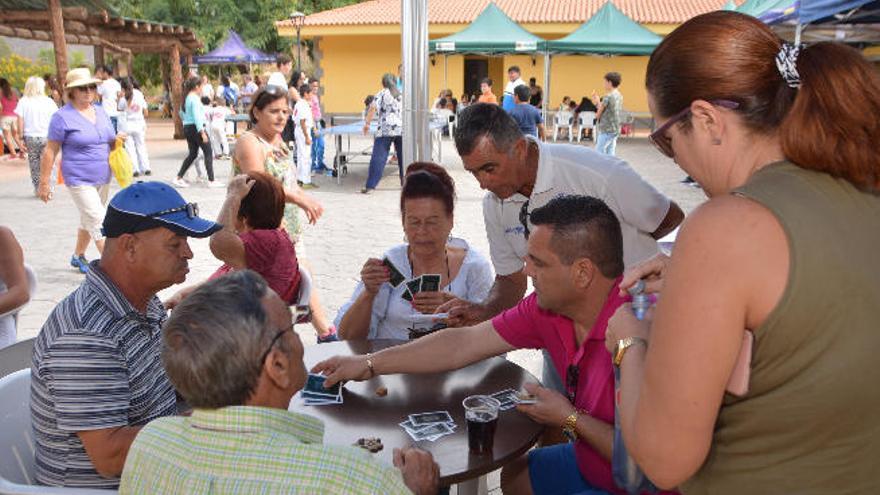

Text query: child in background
(208, 97), (232, 159)
(291, 84), (314, 188)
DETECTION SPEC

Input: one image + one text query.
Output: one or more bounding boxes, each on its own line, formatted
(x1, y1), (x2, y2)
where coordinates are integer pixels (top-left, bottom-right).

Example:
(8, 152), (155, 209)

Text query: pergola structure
(0, 0), (203, 137)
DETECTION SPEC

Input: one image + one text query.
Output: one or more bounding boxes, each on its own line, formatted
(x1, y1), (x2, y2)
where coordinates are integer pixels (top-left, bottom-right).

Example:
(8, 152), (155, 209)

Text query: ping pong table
(320, 116), (448, 185)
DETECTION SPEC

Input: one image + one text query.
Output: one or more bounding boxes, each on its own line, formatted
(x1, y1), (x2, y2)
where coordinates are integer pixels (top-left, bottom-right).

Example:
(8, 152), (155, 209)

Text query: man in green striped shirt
(119, 270), (439, 495)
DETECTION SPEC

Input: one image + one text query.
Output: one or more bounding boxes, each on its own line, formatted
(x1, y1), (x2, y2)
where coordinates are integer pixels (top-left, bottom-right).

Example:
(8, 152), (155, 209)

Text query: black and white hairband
(775, 42), (803, 89)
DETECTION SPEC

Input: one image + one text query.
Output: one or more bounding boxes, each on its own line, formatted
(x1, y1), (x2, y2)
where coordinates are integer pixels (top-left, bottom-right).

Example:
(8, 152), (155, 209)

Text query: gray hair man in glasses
(30, 181), (221, 489)
(120, 270), (439, 495)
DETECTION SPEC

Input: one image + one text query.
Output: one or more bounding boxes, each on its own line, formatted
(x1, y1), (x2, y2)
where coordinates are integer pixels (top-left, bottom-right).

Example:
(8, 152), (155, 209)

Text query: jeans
(528, 443), (612, 495)
(595, 132), (619, 156)
(365, 135), (403, 190)
(311, 125), (326, 171)
(109, 116), (118, 133)
(178, 124), (214, 181)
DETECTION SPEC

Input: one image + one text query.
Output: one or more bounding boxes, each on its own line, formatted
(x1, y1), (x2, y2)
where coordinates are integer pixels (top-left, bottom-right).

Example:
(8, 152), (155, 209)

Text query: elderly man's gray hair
(162, 270), (290, 409)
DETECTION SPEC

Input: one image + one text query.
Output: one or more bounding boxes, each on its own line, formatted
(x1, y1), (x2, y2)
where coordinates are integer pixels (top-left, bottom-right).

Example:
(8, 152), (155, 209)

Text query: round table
(290, 340), (545, 486)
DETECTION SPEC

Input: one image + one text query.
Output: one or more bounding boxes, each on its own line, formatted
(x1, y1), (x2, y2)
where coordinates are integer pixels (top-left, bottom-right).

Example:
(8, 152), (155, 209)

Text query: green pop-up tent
(541, 2), (662, 122)
(428, 2), (545, 54)
(546, 1), (662, 55)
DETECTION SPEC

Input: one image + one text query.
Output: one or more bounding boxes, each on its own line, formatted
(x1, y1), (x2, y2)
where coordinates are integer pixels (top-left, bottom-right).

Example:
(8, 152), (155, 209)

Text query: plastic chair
(294, 265), (312, 325)
(575, 111), (596, 142)
(552, 111), (574, 141)
(0, 339), (34, 380)
(0, 369), (116, 494)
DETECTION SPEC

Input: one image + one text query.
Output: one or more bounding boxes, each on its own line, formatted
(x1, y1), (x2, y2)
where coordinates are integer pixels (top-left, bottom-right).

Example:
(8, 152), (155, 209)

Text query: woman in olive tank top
(605, 11), (880, 495)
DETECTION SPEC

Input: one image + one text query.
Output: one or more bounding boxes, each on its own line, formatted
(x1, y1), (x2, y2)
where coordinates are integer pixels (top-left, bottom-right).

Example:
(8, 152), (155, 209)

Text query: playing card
(515, 391), (538, 405)
(420, 274), (441, 292)
(303, 373), (341, 400)
(406, 278), (423, 296)
(408, 313), (448, 325)
(491, 389), (519, 411)
(383, 257), (406, 287)
(411, 422), (454, 441)
(409, 411), (454, 427)
(401, 287), (414, 302)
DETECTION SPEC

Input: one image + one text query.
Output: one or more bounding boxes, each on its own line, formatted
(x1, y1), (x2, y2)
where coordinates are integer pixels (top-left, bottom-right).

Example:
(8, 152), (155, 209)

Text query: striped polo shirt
(30, 262), (176, 488)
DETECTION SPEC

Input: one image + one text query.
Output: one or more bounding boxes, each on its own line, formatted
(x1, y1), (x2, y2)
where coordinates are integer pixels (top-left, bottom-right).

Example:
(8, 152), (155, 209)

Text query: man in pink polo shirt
(315, 195), (657, 495)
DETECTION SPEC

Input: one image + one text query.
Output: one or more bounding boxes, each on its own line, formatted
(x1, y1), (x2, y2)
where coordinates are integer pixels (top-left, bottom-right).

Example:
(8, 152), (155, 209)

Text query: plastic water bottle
(612, 279), (657, 494)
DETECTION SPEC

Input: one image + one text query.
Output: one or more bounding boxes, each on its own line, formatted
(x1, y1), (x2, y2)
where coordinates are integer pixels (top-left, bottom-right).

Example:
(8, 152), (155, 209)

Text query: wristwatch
(562, 410), (580, 442)
(364, 353), (375, 378)
(613, 337), (647, 367)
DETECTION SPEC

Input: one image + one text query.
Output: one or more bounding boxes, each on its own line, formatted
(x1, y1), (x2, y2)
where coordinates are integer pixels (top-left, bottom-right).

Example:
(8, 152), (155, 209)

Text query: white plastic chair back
(553, 111), (572, 126)
(0, 339), (34, 380)
(575, 111), (596, 142)
(0, 370), (118, 495)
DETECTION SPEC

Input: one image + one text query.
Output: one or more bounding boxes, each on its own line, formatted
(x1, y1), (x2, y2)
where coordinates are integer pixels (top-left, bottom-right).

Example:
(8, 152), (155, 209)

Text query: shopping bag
(109, 137), (133, 188)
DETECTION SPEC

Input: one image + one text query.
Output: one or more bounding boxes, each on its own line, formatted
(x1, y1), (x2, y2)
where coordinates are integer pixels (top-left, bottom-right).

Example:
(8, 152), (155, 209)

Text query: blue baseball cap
(102, 181), (221, 238)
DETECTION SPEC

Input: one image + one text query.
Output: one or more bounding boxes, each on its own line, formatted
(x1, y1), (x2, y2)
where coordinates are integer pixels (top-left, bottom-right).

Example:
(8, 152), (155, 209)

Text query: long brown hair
(646, 11), (880, 191)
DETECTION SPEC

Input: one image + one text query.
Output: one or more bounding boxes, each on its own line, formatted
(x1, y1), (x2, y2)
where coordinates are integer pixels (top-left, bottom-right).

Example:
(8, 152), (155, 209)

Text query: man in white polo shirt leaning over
(439, 103), (684, 391)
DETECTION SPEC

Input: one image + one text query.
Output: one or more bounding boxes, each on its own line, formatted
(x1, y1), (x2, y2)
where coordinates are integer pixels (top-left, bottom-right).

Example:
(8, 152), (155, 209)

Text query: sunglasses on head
(649, 100), (740, 158)
(146, 202), (199, 219)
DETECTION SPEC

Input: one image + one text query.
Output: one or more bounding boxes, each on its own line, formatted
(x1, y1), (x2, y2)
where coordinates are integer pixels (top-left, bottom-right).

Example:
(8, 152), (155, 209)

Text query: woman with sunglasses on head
(37, 68), (126, 274)
(606, 11), (880, 494)
(232, 86), (336, 342)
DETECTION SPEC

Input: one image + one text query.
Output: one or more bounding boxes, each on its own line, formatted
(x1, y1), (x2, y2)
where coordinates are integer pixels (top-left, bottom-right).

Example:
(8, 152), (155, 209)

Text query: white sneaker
(207, 180), (226, 188)
(172, 177), (190, 188)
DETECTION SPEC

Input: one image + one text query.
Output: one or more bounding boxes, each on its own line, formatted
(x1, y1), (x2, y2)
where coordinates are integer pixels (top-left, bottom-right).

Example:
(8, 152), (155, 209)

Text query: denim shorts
(528, 443), (612, 495)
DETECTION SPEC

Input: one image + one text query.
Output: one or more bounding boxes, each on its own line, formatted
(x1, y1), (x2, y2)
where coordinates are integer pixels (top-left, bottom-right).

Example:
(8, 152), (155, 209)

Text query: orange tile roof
(277, 0), (739, 28)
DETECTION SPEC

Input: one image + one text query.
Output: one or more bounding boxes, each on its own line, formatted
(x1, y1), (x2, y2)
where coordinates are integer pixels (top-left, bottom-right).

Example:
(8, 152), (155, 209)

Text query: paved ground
(0, 120), (705, 493)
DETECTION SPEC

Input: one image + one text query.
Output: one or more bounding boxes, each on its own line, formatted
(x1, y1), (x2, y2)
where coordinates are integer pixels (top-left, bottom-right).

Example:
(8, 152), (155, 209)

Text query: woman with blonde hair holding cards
(336, 162), (494, 341)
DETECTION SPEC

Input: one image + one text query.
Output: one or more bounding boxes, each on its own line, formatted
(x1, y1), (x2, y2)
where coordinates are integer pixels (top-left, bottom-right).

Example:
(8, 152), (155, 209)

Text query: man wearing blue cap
(30, 182), (221, 489)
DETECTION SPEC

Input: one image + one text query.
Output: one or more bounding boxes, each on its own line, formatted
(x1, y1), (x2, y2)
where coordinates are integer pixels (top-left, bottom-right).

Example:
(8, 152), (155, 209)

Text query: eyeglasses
(648, 100), (740, 158)
(76, 84), (98, 92)
(566, 364), (579, 404)
(258, 323), (295, 366)
(519, 200), (530, 239)
(146, 202), (199, 219)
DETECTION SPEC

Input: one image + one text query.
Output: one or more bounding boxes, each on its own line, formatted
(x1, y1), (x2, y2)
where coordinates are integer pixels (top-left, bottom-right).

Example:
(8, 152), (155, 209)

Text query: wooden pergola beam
(47, 0), (68, 86)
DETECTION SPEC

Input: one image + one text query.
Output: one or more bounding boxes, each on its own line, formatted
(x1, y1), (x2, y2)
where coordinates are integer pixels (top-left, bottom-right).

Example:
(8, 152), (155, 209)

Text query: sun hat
(65, 68), (102, 89)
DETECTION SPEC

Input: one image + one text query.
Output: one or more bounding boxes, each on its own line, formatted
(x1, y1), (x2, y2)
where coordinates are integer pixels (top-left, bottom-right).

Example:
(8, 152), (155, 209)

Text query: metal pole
(402, 0), (430, 165)
(444, 55), (448, 90)
(542, 52), (551, 128)
(296, 26), (302, 71)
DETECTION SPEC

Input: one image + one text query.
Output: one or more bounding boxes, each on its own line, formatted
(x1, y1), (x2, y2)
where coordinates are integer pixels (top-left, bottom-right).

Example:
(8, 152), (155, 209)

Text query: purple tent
(193, 30), (277, 64)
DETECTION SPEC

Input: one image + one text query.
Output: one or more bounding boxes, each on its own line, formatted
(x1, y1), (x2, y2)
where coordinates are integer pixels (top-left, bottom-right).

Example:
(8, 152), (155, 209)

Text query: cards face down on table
(400, 411), (456, 442)
(300, 373), (343, 406)
(401, 274), (442, 301)
(490, 388), (537, 411)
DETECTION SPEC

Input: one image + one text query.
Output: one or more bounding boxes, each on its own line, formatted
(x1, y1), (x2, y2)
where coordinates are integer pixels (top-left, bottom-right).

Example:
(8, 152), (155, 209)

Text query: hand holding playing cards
(393, 446), (440, 495)
(411, 291), (453, 315)
(361, 258), (391, 294)
(515, 382), (576, 428)
(311, 355), (371, 387)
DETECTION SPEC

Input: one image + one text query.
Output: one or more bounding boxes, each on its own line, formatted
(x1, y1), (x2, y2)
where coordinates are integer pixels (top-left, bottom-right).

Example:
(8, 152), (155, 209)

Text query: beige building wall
(315, 35), (651, 115)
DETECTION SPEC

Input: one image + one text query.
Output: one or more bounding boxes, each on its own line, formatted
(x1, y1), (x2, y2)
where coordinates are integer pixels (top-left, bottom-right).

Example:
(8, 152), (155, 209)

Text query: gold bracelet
(365, 353), (375, 378)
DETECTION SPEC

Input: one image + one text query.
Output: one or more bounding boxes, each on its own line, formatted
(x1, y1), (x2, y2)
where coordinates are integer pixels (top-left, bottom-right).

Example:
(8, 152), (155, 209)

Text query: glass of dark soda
(463, 395), (501, 455)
